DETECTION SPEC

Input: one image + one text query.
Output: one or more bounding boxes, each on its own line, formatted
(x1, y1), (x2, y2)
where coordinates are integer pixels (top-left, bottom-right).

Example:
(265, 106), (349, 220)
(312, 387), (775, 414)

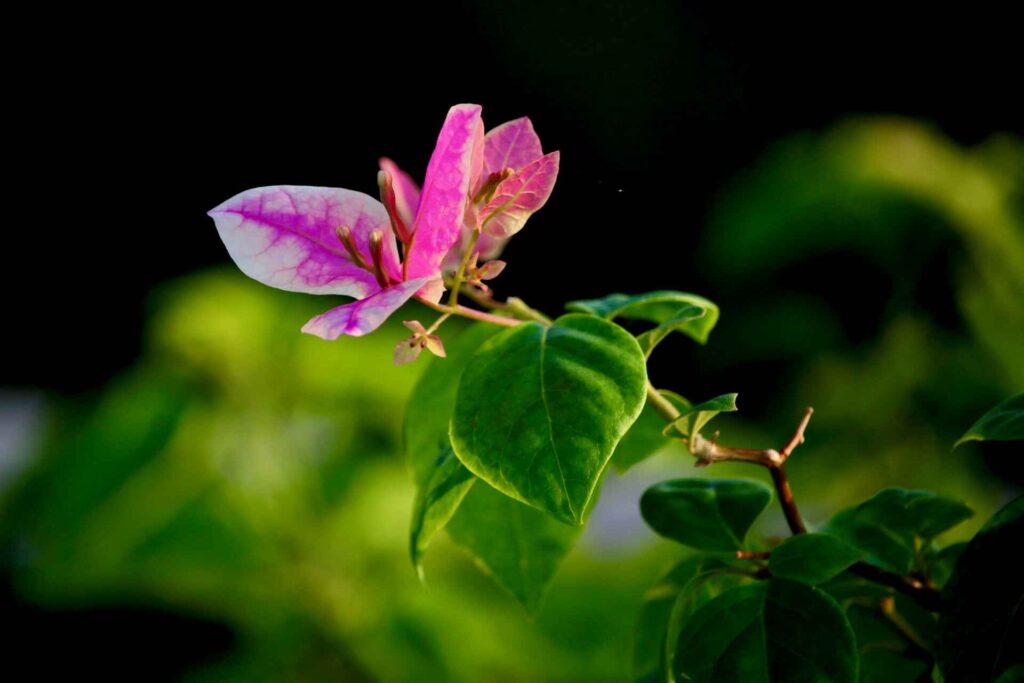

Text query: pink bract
(209, 104), (558, 341)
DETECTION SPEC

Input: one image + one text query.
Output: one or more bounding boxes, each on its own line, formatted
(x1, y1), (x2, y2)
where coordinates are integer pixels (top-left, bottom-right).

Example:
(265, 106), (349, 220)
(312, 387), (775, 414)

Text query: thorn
(780, 406), (815, 460)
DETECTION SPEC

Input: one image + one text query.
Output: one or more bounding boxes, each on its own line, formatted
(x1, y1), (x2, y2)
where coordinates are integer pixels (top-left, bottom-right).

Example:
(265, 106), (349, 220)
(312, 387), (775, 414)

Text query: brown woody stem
(770, 466), (807, 534)
(644, 383), (943, 611)
(736, 550), (771, 560)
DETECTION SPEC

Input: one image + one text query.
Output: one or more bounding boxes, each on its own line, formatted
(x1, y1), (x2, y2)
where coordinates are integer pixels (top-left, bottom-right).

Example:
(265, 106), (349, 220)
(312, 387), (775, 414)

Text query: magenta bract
(209, 104), (559, 340)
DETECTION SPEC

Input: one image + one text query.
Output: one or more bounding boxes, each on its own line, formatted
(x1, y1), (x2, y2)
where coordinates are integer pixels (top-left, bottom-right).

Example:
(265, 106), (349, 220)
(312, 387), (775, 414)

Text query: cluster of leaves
(636, 482), (1022, 682)
(405, 291), (716, 610)
(404, 288), (1023, 681)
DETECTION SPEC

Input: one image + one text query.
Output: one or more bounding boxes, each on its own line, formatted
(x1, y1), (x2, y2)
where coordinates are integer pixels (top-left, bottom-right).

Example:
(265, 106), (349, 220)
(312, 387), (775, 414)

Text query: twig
(851, 563), (942, 612)
(736, 550), (771, 560)
(771, 465), (807, 534)
(644, 383), (943, 611)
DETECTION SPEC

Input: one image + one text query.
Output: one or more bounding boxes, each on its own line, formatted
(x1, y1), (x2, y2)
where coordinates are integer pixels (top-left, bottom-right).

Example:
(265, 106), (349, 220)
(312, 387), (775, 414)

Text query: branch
(645, 383), (943, 611)
(851, 562), (942, 612)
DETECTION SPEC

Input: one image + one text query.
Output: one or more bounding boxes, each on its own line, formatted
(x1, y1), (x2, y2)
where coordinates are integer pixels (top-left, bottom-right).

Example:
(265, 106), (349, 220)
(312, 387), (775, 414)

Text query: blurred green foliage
(2, 118), (1020, 681)
(699, 118), (1023, 526)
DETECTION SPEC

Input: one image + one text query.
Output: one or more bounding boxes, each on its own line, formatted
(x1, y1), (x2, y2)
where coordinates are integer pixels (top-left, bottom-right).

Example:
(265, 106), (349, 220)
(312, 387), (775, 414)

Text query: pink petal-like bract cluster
(209, 104), (558, 340)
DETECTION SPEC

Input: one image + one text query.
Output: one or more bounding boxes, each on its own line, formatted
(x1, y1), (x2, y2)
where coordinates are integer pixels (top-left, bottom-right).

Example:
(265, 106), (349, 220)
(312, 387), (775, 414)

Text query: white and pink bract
(209, 104), (559, 340)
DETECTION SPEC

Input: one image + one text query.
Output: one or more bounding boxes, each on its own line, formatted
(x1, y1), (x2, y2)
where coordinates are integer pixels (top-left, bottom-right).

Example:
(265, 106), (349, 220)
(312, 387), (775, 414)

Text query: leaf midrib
(539, 325), (577, 522)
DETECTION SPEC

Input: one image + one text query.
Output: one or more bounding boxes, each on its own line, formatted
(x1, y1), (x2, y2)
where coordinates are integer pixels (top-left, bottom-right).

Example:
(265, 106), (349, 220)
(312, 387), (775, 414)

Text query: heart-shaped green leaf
(640, 478), (772, 551)
(673, 579), (858, 683)
(567, 291), (720, 351)
(408, 446), (476, 576)
(661, 393), (739, 445)
(567, 290), (718, 337)
(634, 305), (707, 357)
(450, 314), (647, 524)
(446, 481), (580, 614)
(404, 323), (501, 488)
(956, 393), (1024, 447)
(404, 322), (579, 611)
(632, 556), (736, 681)
(827, 488), (973, 573)
(768, 533), (864, 584)
(843, 599), (931, 682)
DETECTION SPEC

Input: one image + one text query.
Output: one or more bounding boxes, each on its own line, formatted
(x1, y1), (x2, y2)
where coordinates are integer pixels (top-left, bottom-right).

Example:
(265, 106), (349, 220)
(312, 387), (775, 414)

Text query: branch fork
(689, 407), (813, 470)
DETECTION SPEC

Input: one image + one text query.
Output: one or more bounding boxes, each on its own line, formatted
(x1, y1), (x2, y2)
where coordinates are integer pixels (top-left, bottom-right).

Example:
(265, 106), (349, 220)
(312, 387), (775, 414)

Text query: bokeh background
(4, 3), (1022, 680)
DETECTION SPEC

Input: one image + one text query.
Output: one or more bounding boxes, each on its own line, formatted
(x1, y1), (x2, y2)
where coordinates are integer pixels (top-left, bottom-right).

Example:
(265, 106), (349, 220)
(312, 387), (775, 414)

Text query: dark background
(4, 3), (1022, 678)
(7, 3), (1021, 393)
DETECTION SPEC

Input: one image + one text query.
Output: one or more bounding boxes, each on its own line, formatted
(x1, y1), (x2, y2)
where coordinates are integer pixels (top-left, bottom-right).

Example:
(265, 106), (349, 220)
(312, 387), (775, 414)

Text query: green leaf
(402, 322), (580, 610)
(635, 305), (707, 357)
(640, 478), (773, 551)
(450, 314), (648, 524)
(403, 322), (498, 576)
(631, 556), (735, 681)
(768, 533), (865, 584)
(844, 602), (930, 683)
(661, 393), (739, 446)
(612, 390), (690, 473)
(924, 541), (968, 589)
(408, 446), (476, 577)
(818, 573), (894, 604)
(673, 579), (858, 682)
(827, 488), (973, 574)
(956, 393), (1024, 447)
(632, 564), (699, 682)
(662, 563), (749, 679)
(446, 481), (580, 614)
(936, 496), (1024, 682)
(632, 556), (748, 682)
(404, 323), (502, 488)
(566, 290), (720, 349)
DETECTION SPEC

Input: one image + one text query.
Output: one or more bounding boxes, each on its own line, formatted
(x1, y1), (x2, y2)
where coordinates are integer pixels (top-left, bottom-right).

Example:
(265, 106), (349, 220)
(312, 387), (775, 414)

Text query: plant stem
(448, 230), (480, 309)
(424, 312), (452, 335)
(735, 550), (771, 560)
(644, 382), (942, 611)
(415, 296), (519, 328)
(461, 287), (553, 324)
(645, 381), (684, 423)
(506, 297), (553, 324)
(461, 286), (508, 311)
(851, 563), (942, 611)
(770, 466), (806, 534)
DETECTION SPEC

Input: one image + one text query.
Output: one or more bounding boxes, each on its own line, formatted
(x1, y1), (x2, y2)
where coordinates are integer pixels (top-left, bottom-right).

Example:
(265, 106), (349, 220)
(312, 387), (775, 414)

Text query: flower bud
(378, 170), (413, 244)
(368, 229), (390, 288)
(335, 225), (370, 270)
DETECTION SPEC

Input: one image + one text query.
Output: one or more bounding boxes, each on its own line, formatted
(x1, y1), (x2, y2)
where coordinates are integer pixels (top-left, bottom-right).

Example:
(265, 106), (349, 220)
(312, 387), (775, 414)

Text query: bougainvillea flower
(209, 104), (558, 341)
(394, 320), (447, 365)
(389, 116), (560, 271)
